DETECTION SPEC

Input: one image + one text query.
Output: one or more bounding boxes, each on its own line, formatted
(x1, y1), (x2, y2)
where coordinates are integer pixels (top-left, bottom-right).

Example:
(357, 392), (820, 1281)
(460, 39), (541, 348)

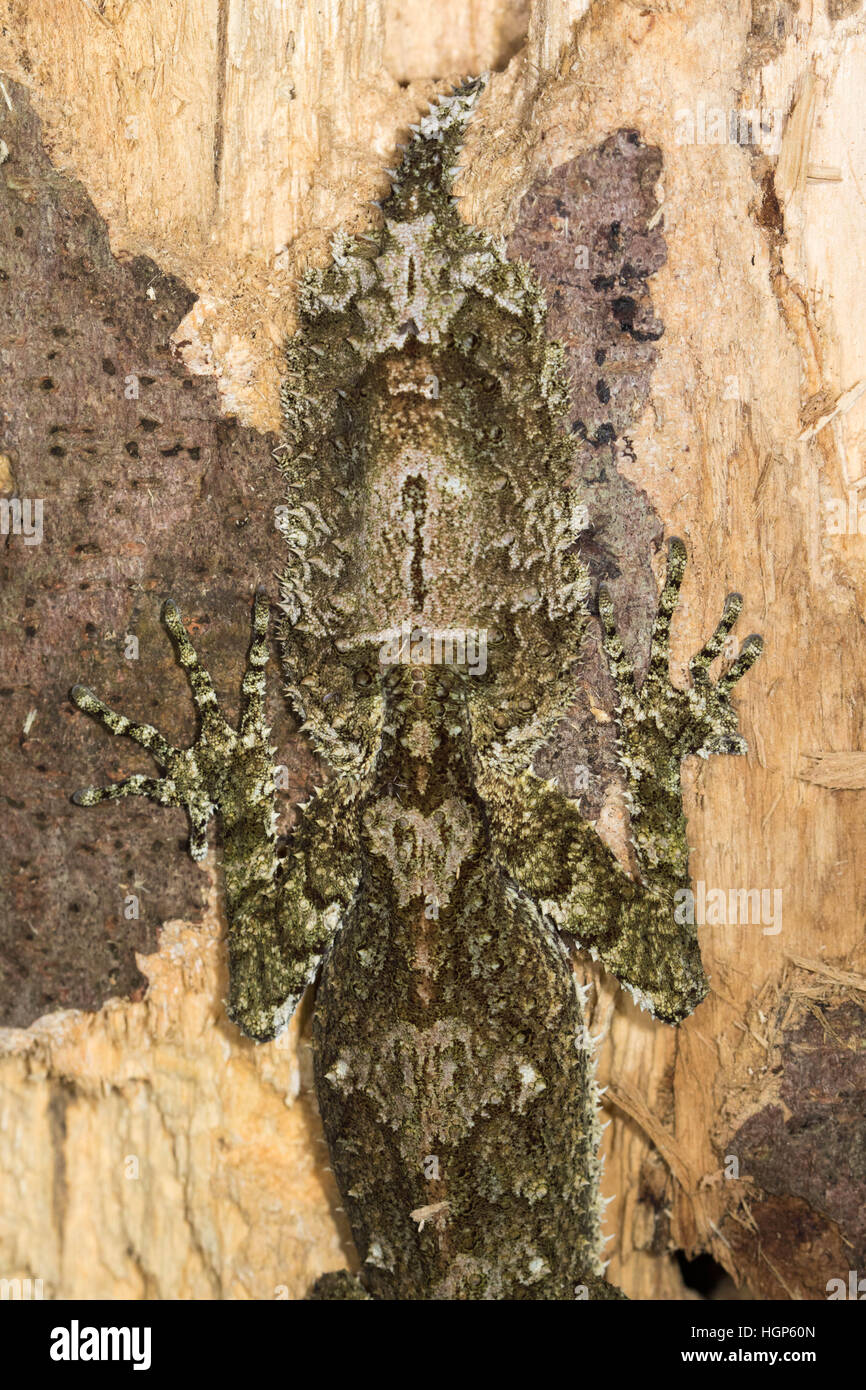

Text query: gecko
(69, 76), (763, 1299)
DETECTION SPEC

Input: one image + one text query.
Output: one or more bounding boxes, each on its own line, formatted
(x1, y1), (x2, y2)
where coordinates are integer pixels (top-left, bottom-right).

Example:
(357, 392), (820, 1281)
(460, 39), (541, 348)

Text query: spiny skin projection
(70, 77), (763, 1299)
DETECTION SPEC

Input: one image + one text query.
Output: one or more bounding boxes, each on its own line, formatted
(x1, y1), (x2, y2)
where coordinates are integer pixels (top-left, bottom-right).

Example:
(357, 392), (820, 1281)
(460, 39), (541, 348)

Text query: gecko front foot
(599, 537), (763, 768)
(589, 537), (763, 1016)
(71, 592), (273, 861)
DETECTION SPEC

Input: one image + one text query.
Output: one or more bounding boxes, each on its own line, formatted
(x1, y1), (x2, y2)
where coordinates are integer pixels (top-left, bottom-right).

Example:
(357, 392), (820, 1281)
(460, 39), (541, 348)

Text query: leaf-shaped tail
(383, 75), (488, 218)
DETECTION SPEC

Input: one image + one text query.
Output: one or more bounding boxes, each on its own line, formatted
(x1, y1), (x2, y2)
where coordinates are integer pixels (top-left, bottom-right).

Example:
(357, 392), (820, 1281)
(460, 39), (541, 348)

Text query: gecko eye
(508, 325), (529, 344)
(462, 332), (478, 350)
(481, 376), (498, 392)
(488, 626), (505, 645)
(354, 668), (374, 688)
(492, 712), (510, 731)
(487, 425), (504, 443)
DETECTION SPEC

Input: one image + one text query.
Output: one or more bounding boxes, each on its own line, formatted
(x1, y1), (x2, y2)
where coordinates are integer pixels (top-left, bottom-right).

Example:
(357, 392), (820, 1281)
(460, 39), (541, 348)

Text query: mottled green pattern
(72, 595), (359, 1040)
(71, 78), (762, 1298)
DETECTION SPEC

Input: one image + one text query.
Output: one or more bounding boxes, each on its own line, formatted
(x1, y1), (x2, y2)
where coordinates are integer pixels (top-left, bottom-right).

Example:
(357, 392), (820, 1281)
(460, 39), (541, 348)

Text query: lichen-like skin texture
(71, 78), (763, 1299)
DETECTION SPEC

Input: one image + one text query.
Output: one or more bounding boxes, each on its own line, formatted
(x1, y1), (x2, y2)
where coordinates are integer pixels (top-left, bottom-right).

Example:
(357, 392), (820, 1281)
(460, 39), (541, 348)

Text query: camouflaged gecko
(70, 77), (763, 1300)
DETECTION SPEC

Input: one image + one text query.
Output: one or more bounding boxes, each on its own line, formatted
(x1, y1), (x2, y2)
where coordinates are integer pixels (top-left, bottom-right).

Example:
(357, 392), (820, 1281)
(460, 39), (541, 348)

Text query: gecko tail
(383, 74), (489, 219)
